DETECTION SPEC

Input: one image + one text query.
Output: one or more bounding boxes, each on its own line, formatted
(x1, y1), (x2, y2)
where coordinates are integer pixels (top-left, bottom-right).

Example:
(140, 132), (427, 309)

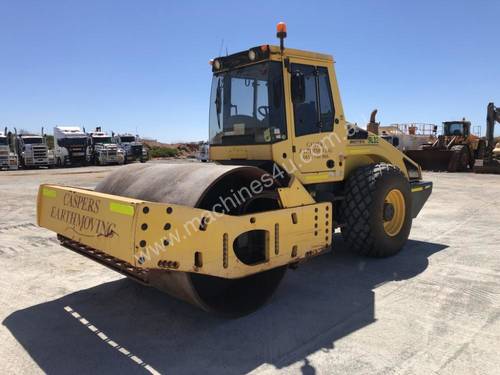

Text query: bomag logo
(50, 193), (118, 238)
(301, 142), (329, 159)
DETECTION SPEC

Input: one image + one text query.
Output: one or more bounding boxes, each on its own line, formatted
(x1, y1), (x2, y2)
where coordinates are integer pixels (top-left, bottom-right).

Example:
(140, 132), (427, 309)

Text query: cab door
(288, 61), (344, 177)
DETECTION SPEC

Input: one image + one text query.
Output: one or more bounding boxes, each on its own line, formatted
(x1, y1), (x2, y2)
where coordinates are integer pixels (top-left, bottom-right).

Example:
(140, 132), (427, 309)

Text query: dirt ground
(0, 162), (499, 374)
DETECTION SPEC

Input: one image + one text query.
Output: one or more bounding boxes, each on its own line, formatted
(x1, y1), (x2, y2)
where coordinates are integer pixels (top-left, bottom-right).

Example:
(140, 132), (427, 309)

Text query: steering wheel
(258, 106), (269, 118)
(226, 115), (261, 129)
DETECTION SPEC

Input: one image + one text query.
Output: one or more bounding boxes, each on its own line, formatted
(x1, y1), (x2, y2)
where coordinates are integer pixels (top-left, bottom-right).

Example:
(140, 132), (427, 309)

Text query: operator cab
(209, 53), (286, 146)
(208, 46), (335, 148)
(443, 120), (471, 137)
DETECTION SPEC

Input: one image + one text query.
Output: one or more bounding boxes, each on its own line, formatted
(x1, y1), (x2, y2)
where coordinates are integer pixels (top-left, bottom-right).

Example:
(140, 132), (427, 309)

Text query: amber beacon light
(276, 22), (287, 52)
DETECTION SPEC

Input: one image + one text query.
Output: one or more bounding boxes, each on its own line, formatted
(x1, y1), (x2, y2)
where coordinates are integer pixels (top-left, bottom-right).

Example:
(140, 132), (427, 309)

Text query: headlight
(248, 50), (256, 61)
(213, 59), (221, 70)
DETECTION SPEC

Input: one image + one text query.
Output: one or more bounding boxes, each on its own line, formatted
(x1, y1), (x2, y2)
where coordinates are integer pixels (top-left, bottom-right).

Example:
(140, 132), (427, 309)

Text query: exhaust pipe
(367, 109), (379, 134)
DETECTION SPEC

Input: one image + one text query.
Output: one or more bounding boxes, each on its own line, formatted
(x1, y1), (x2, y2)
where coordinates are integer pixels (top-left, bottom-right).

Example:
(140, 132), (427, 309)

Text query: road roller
(36, 23), (432, 317)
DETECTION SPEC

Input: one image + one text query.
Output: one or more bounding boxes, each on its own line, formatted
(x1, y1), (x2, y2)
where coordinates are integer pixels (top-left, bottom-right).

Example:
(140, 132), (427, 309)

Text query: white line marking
(64, 306), (160, 375)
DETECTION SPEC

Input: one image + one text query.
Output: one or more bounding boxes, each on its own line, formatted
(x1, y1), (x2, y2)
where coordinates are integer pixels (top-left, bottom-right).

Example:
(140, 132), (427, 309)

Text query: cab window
(291, 64), (334, 137)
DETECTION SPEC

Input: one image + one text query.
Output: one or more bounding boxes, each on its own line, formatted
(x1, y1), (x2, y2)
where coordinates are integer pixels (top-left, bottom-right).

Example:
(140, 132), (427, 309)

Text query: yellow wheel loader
(37, 23), (432, 317)
(405, 119), (484, 172)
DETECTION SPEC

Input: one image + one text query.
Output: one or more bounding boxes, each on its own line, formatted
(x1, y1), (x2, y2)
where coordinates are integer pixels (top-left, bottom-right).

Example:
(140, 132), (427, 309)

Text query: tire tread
(341, 163), (407, 257)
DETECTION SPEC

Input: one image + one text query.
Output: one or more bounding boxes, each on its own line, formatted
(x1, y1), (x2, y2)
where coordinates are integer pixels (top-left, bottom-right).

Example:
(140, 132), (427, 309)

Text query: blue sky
(1, 0), (498, 142)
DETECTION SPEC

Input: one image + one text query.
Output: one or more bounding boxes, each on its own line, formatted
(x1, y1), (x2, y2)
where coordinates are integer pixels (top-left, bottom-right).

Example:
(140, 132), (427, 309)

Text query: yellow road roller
(37, 23), (432, 317)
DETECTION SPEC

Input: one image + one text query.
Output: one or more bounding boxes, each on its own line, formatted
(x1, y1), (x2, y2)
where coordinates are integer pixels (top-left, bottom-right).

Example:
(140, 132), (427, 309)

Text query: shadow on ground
(4, 237), (447, 374)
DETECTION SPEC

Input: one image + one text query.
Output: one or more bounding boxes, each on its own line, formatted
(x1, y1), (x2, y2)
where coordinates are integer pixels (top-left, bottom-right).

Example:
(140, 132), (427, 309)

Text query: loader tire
(340, 163), (412, 257)
(448, 145), (469, 172)
(476, 140), (487, 160)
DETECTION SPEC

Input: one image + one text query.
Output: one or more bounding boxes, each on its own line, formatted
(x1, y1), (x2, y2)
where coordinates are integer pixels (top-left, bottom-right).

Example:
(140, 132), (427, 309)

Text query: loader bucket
(404, 149), (452, 171)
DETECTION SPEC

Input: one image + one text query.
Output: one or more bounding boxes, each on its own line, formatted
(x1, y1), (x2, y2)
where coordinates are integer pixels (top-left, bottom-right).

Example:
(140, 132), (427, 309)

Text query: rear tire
(340, 163), (412, 257)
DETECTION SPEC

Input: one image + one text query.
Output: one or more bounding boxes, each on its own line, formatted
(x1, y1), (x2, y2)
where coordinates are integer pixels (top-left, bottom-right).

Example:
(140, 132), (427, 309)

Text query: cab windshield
(93, 137), (112, 144)
(22, 137), (43, 144)
(444, 122), (467, 136)
(0, 137), (7, 146)
(209, 61), (286, 145)
(58, 137), (87, 147)
(120, 136), (136, 143)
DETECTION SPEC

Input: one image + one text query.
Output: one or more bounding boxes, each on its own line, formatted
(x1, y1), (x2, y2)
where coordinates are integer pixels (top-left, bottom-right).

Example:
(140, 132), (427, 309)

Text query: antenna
(218, 38), (224, 57)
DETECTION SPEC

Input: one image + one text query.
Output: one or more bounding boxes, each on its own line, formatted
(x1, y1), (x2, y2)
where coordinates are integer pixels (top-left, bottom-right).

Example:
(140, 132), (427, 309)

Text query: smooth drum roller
(95, 163), (286, 316)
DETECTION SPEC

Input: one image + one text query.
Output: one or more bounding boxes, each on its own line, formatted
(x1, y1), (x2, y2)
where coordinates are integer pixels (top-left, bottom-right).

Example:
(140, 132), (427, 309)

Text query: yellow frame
(38, 184), (331, 279)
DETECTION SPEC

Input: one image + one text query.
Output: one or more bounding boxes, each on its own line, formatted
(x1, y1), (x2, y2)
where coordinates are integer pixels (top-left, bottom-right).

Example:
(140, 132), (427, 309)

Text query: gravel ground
(0, 163), (499, 375)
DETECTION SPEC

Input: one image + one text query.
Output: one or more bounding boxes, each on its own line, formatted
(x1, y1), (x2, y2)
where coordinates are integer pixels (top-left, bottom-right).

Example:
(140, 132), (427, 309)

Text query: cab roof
(267, 45), (333, 61)
(212, 44), (333, 73)
(55, 126), (84, 133)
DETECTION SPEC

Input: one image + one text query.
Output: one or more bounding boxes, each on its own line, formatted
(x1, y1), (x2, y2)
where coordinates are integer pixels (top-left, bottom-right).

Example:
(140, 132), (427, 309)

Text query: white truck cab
(112, 133), (148, 163)
(87, 129), (125, 165)
(197, 142), (210, 162)
(54, 126), (88, 166)
(0, 130), (18, 170)
(13, 130), (52, 168)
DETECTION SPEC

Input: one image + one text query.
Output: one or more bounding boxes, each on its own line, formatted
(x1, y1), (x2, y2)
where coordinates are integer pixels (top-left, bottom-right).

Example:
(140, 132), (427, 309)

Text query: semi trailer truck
(86, 128), (125, 165)
(112, 133), (148, 163)
(12, 128), (51, 168)
(53, 126), (88, 167)
(0, 128), (18, 170)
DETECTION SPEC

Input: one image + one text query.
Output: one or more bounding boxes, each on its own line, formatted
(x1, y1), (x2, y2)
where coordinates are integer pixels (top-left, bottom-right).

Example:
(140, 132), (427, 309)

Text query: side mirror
(291, 71), (306, 104)
(392, 137), (400, 147)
